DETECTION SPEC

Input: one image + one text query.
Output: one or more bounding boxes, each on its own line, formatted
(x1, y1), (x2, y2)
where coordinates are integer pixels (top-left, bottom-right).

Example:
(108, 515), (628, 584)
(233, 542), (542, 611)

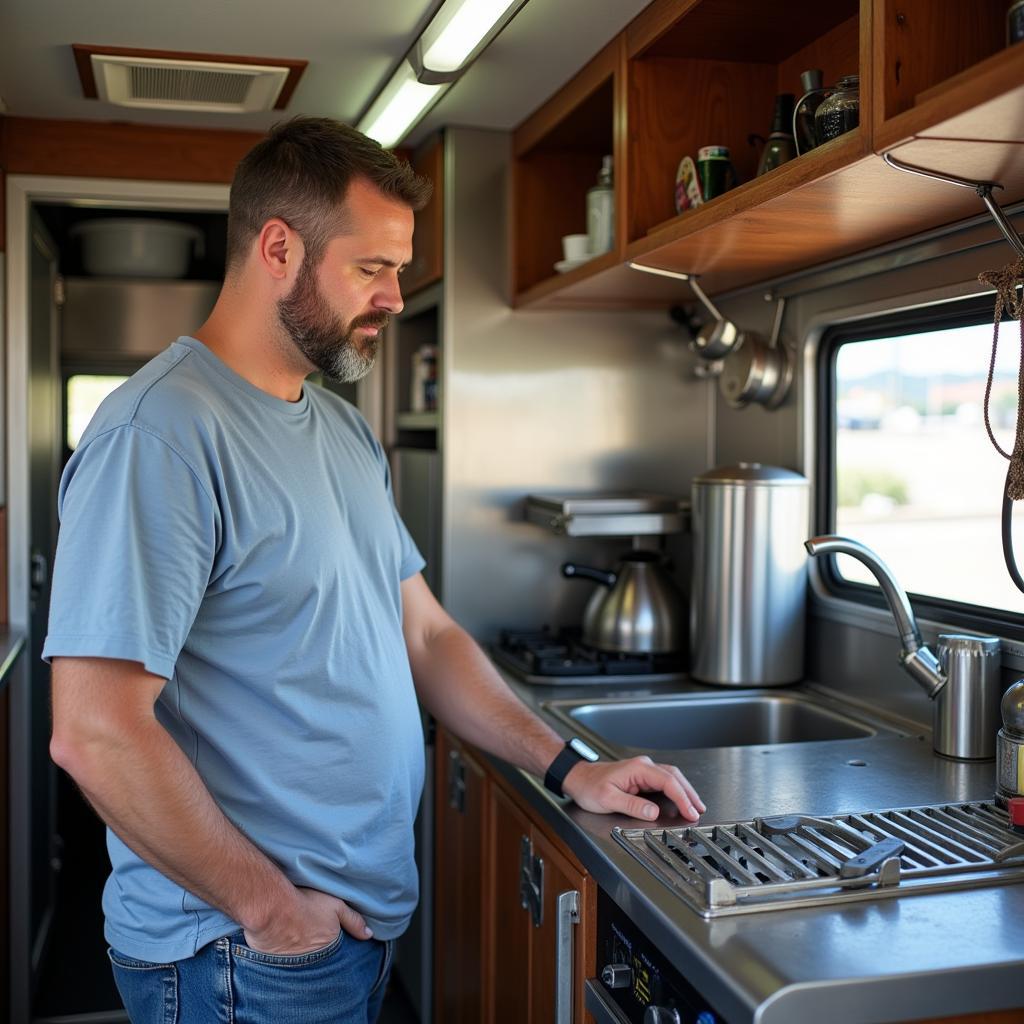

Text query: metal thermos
(997, 680), (1024, 803)
(690, 463), (809, 685)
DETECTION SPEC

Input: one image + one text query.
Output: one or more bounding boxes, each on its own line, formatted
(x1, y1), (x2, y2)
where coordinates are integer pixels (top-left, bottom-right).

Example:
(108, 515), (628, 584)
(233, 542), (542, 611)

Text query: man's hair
(225, 116), (432, 274)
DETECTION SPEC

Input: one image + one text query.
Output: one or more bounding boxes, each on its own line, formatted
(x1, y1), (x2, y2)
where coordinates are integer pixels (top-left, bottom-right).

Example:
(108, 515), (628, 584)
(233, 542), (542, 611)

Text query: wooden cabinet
(434, 729), (596, 1024)
(434, 729), (489, 1024)
(489, 778), (595, 1024)
(403, 133), (445, 298)
(511, 0), (1024, 309)
(490, 784), (534, 1022)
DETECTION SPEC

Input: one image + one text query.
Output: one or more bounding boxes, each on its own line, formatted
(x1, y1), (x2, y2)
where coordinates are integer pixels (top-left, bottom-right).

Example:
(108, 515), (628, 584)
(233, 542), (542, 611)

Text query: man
(45, 117), (704, 1024)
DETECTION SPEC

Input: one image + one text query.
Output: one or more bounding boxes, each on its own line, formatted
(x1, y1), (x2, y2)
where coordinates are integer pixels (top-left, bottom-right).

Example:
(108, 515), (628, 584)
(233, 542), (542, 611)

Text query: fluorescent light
(358, 60), (444, 149)
(357, 0), (528, 148)
(421, 0), (520, 73)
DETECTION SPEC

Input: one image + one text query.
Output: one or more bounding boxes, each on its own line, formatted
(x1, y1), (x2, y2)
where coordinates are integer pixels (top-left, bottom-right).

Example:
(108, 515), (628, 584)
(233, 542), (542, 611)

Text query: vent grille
(89, 54), (290, 113)
(128, 65), (254, 106)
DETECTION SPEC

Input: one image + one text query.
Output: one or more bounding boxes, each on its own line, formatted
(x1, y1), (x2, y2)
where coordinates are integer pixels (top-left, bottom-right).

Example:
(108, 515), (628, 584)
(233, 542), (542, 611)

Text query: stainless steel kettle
(561, 551), (686, 654)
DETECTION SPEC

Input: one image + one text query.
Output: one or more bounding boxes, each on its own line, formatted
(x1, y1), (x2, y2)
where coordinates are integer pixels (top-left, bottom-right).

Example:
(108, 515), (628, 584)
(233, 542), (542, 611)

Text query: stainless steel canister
(691, 463), (810, 685)
(934, 634), (1001, 760)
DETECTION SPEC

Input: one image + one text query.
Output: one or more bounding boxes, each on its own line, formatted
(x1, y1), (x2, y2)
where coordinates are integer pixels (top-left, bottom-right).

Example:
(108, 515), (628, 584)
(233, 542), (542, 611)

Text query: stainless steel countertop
(488, 665), (1024, 1024)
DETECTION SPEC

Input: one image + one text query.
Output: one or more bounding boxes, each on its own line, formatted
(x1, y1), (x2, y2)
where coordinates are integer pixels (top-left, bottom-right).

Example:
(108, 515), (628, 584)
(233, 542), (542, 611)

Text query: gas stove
(489, 627), (687, 685)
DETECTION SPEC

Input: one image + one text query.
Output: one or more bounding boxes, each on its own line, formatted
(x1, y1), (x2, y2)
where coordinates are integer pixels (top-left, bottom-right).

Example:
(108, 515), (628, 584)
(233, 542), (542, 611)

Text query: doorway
(5, 176), (230, 1024)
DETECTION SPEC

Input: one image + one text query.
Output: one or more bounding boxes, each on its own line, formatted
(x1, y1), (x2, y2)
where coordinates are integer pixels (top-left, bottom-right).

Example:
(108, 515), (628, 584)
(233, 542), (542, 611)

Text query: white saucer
(554, 255), (593, 273)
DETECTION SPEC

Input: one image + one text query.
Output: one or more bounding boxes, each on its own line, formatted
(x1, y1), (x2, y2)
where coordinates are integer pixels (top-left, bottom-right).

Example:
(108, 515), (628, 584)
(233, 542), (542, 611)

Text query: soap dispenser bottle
(586, 155), (615, 256)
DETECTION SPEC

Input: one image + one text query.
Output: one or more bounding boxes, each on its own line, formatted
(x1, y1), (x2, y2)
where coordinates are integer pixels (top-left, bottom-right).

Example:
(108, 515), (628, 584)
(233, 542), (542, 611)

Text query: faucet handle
(900, 646), (946, 699)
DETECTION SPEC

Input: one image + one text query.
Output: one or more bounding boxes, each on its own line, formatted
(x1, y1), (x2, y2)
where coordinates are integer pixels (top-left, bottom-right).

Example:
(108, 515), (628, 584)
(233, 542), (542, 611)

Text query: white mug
(561, 233), (591, 261)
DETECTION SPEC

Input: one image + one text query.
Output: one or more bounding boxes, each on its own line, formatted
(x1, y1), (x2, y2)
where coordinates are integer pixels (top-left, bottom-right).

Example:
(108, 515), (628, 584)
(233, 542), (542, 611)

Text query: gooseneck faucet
(804, 535), (945, 698)
(805, 535), (1003, 760)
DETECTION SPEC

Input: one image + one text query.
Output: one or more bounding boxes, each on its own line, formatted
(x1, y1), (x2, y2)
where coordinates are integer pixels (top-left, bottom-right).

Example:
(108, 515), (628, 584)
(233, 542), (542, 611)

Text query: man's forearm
(55, 717), (293, 932)
(412, 623), (564, 776)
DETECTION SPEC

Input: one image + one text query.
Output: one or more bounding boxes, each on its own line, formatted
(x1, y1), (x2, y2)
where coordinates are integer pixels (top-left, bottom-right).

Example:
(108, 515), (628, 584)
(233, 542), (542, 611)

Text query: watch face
(569, 737), (600, 762)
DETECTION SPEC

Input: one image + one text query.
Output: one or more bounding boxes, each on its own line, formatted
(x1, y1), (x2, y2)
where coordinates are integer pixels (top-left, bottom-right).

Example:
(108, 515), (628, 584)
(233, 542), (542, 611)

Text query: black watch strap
(544, 738), (599, 798)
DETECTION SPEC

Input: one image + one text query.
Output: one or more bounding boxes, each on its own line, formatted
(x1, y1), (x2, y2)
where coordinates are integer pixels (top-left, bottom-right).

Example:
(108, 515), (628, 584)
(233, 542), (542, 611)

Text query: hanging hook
(764, 291), (787, 350)
(882, 150), (1024, 261)
(627, 262), (726, 321)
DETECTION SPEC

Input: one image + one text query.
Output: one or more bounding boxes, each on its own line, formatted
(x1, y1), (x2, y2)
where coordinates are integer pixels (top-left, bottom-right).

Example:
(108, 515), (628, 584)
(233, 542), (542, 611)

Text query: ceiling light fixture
(358, 0), (529, 149)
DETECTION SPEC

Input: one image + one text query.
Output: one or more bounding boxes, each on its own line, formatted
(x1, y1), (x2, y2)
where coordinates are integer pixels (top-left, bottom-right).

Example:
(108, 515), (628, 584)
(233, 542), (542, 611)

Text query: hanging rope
(980, 257), (1024, 498)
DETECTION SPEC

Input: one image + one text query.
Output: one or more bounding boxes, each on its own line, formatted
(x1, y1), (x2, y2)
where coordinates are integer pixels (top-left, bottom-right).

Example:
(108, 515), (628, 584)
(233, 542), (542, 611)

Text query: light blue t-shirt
(43, 335), (426, 963)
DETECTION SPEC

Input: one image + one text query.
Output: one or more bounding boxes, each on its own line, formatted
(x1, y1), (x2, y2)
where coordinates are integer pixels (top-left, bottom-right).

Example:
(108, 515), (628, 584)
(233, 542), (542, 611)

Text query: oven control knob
(601, 963), (633, 989)
(644, 1008), (681, 1024)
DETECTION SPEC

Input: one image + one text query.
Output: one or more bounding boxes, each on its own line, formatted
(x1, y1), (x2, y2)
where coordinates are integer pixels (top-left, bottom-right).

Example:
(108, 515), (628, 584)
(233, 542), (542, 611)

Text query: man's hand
(561, 756), (705, 822)
(243, 886), (372, 955)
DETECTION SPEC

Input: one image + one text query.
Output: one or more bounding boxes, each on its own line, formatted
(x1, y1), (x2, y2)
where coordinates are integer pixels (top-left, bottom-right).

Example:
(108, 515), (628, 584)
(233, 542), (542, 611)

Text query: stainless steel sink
(543, 689), (907, 753)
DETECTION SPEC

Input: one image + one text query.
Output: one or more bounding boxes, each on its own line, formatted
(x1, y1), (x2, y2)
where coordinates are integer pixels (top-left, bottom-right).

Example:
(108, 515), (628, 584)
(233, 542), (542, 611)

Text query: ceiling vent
(72, 44), (307, 113)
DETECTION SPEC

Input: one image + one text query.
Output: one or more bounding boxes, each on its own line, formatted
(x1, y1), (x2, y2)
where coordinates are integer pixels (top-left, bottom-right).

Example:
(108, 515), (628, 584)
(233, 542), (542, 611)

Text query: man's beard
(276, 258), (389, 383)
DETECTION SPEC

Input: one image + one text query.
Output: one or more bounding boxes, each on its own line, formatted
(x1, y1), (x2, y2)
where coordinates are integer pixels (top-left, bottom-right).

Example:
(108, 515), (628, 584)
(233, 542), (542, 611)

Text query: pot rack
(881, 150), (1024, 261)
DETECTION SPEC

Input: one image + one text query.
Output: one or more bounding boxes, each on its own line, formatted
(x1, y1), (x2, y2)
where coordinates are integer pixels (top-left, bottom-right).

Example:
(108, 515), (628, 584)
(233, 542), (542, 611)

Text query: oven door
(585, 978), (633, 1024)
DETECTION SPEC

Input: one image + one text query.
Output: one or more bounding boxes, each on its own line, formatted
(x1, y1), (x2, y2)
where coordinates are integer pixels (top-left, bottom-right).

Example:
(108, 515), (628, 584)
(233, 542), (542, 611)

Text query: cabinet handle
(555, 889), (580, 1024)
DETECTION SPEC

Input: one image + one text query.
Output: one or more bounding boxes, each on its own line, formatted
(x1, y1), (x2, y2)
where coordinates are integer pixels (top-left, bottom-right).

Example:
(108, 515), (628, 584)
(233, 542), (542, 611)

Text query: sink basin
(543, 690), (905, 753)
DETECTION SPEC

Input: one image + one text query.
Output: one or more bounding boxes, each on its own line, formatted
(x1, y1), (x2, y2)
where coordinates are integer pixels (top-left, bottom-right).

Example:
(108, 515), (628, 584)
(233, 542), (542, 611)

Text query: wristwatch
(543, 737), (600, 797)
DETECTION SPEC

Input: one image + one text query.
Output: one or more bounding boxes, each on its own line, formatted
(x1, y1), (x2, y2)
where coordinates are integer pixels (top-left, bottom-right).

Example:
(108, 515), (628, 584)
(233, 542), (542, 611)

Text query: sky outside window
(834, 320), (1024, 614)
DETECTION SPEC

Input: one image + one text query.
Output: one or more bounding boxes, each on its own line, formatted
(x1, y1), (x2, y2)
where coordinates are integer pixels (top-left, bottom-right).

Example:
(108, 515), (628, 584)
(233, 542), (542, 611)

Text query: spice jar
(814, 74), (860, 146)
(697, 145), (737, 201)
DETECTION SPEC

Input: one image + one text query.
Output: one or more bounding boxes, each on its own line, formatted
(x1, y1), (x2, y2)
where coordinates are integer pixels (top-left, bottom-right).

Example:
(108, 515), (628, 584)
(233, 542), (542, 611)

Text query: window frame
(816, 292), (1024, 640)
(61, 360), (145, 464)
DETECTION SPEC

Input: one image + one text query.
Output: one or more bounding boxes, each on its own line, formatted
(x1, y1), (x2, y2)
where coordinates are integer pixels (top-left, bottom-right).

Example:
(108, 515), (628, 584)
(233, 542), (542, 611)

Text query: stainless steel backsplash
(440, 129), (710, 640)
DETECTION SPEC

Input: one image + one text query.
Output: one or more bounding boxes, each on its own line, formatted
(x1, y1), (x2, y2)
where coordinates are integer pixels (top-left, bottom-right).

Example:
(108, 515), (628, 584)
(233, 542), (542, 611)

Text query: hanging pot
(718, 332), (793, 409)
(561, 551), (686, 654)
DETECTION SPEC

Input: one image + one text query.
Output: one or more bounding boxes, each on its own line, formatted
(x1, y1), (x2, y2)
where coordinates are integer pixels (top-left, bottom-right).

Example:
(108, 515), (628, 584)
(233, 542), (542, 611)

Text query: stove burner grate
(494, 626), (686, 679)
(615, 800), (1024, 917)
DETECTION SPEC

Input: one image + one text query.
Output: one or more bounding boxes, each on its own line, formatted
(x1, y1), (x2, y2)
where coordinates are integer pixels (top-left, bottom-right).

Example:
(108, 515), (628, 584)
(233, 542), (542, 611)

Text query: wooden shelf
(511, 38), (621, 298)
(512, 0), (1024, 310)
(518, 134), (871, 305)
(624, 0), (862, 243)
(876, 41), (1024, 150)
(396, 411), (439, 431)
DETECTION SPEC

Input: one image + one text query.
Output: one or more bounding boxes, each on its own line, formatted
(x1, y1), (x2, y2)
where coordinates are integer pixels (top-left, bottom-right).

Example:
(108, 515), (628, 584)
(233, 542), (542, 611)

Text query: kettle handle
(561, 562), (616, 588)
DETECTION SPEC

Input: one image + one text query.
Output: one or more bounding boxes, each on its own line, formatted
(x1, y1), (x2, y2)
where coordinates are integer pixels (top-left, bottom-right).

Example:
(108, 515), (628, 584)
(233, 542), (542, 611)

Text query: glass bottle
(757, 93), (796, 176)
(814, 74), (860, 146)
(586, 155), (614, 255)
(792, 69), (828, 156)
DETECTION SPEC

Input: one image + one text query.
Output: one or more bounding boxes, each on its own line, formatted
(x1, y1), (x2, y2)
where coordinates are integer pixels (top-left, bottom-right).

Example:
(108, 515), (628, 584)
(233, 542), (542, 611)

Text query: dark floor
(33, 778), (420, 1022)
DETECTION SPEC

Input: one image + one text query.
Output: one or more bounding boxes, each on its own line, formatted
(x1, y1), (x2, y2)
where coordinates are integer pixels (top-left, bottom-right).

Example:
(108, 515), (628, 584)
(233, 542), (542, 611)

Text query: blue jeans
(109, 930), (393, 1024)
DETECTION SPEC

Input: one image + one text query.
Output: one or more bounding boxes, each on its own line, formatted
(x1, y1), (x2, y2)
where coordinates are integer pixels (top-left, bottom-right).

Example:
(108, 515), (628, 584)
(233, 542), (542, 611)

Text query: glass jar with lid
(814, 74), (860, 146)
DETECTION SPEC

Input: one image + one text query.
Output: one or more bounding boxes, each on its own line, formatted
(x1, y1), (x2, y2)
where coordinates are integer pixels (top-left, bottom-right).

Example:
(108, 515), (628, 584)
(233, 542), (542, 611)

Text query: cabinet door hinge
(447, 748), (466, 813)
(54, 274), (66, 308)
(519, 834), (544, 928)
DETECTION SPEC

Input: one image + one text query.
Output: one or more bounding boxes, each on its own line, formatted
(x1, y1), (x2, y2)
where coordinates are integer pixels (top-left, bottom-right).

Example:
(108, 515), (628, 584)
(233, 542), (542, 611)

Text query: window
(825, 303), (1024, 617)
(65, 375), (129, 450)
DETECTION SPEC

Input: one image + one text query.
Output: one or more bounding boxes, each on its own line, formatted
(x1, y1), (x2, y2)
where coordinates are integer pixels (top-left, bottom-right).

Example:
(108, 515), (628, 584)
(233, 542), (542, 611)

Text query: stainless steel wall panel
(61, 277), (219, 360)
(441, 129), (710, 640)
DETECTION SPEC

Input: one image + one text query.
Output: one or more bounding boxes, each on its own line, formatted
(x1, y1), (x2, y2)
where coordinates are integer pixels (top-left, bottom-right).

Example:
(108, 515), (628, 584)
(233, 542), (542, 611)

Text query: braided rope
(979, 258), (1024, 499)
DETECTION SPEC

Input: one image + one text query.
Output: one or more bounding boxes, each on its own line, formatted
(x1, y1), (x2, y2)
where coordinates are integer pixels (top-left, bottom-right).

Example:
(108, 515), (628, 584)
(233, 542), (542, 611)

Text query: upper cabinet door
(404, 134), (445, 298)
